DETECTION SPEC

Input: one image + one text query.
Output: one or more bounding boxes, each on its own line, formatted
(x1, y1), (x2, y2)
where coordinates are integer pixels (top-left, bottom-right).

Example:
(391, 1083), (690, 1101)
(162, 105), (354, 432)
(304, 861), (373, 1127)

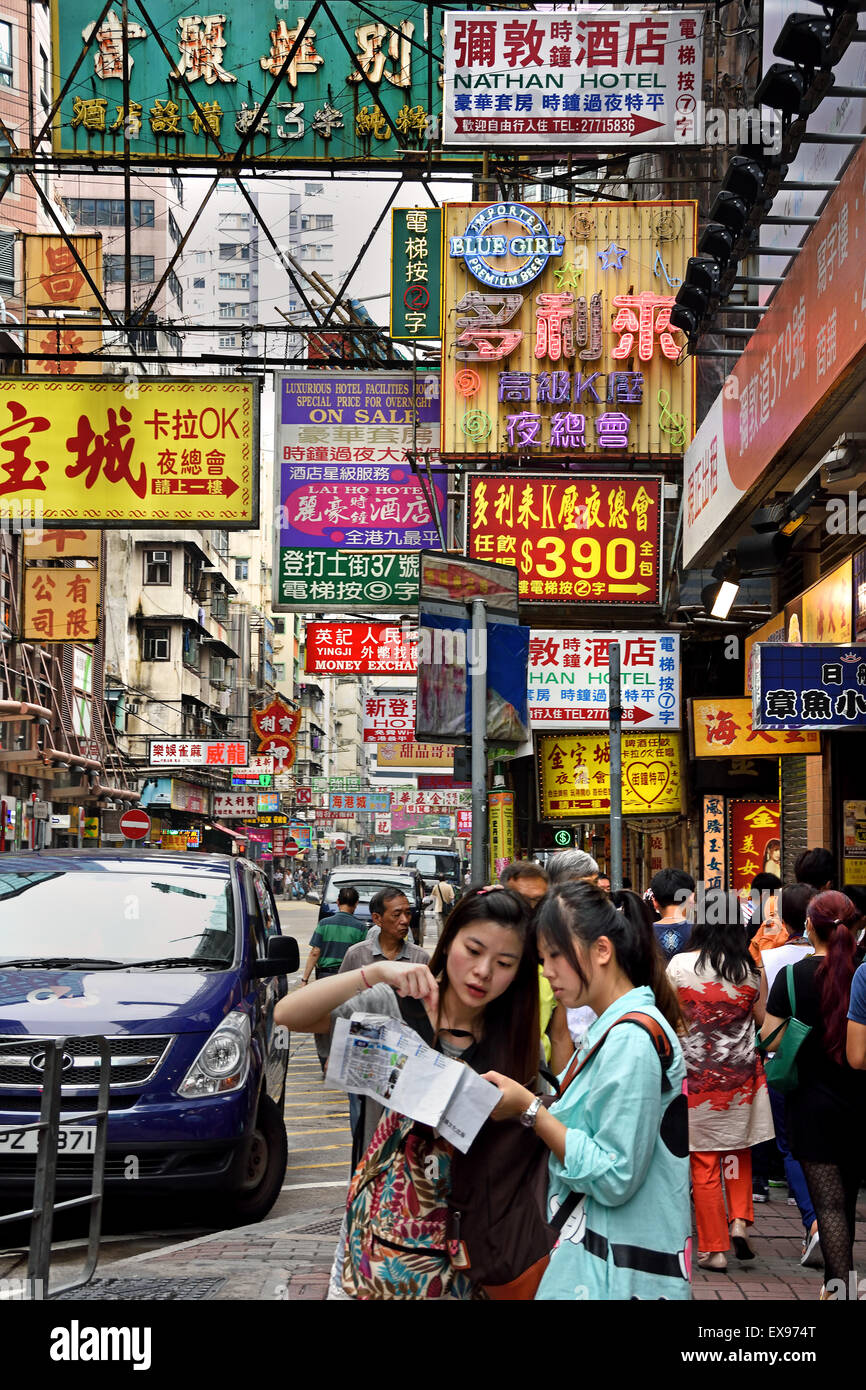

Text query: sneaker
(753, 1182), (769, 1204)
(787, 1196), (798, 1207)
(801, 1228), (822, 1268)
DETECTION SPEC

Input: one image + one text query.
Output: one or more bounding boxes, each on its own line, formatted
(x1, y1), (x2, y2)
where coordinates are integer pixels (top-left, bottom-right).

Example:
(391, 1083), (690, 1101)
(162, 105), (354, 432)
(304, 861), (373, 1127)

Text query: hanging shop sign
(467, 474), (662, 605)
(728, 800), (782, 893)
(753, 643), (866, 731)
(363, 694), (416, 743)
(691, 697), (821, 756)
(23, 529), (101, 560)
(528, 631), (680, 729)
(843, 799), (866, 887)
(488, 790), (515, 881)
(375, 815), (392, 836)
(391, 788), (472, 815)
(52, 3), (484, 166)
(257, 793), (280, 814)
(441, 202), (695, 460)
(23, 563), (99, 642)
(25, 233), (104, 379)
(416, 616), (530, 744)
(214, 792), (259, 819)
(376, 741), (454, 769)
(683, 136), (866, 568)
(305, 622), (417, 674)
(391, 209), (443, 340)
(537, 732), (683, 818)
(169, 781), (209, 814)
(273, 371), (443, 610)
(328, 793), (391, 813)
(230, 755), (276, 786)
(252, 697), (300, 768)
(443, 10), (703, 147)
(148, 739), (249, 767)
(457, 808), (472, 836)
(702, 795), (726, 892)
(0, 379), (256, 526)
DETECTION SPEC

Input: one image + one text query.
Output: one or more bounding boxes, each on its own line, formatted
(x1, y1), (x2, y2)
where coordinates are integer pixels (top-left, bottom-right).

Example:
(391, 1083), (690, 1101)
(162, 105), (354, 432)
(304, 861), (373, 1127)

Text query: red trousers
(691, 1149), (754, 1253)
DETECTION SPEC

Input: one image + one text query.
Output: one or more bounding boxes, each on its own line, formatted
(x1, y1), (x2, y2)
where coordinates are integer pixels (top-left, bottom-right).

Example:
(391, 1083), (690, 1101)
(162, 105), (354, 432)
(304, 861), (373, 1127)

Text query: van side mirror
(253, 936), (300, 977)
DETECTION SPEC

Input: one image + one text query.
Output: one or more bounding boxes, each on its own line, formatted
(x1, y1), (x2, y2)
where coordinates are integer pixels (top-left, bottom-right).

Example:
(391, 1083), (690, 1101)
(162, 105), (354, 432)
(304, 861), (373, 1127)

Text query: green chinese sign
(51, 3), (480, 164)
(277, 549), (419, 611)
(391, 208), (442, 340)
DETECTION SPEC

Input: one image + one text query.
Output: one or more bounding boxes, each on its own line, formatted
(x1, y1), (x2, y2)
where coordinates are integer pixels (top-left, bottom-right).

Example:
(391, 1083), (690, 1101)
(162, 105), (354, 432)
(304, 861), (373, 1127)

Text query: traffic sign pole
(609, 642), (623, 894)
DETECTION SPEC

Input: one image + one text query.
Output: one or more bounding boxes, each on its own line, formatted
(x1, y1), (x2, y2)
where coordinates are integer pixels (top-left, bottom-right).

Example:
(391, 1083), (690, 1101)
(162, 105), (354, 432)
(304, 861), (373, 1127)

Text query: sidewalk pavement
(101, 1185), (864, 1301)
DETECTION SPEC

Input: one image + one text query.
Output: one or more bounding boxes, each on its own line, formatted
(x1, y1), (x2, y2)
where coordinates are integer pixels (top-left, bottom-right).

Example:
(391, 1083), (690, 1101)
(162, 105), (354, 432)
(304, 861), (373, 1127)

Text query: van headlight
(178, 1011), (251, 1097)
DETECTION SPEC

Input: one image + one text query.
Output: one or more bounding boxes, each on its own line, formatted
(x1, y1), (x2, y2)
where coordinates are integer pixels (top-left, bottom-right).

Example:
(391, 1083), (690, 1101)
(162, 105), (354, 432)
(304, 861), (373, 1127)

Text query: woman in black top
(762, 890), (866, 1296)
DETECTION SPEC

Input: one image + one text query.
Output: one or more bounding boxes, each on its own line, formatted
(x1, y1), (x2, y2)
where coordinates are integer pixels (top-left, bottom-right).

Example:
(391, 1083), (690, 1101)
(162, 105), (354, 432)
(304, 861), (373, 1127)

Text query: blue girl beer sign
(448, 203), (565, 289)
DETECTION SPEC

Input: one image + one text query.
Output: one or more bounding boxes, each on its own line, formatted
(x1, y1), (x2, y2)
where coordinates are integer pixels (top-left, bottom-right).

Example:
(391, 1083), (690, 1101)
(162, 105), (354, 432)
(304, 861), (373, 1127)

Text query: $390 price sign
(466, 474), (661, 605)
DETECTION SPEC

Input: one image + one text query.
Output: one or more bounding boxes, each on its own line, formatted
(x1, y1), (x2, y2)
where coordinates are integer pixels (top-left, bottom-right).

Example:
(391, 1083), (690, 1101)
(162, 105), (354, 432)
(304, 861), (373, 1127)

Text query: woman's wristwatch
(519, 1095), (543, 1129)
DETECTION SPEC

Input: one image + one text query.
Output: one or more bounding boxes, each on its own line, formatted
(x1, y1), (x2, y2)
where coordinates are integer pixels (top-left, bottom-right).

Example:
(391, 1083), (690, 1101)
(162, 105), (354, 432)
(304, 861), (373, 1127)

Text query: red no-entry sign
(119, 809), (151, 841)
(285, 840), (300, 858)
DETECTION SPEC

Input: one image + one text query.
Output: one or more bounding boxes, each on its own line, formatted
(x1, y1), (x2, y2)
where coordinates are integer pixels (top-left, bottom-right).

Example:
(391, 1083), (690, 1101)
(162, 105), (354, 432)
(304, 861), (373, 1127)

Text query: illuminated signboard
(441, 201), (695, 459)
(149, 740), (250, 766)
(467, 474), (662, 605)
(752, 644), (866, 731)
(305, 622), (417, 674)
(537, 732), (683, 817)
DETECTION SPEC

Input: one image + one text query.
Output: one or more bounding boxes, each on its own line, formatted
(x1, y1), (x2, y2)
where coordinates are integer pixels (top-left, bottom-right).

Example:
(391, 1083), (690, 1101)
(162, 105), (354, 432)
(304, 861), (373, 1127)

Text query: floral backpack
(341, 1109), (477, 1300)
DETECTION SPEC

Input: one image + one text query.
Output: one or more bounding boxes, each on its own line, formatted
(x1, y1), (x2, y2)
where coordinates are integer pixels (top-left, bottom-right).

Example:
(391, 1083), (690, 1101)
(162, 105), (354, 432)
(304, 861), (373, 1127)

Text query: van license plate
(0, 1126), (96, 1155)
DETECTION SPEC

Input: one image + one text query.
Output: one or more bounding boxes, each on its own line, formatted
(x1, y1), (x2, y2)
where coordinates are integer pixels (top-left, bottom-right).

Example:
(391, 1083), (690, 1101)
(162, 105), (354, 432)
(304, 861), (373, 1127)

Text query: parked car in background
(0, 851), (298, 1224)
(317, 866), (428, 946)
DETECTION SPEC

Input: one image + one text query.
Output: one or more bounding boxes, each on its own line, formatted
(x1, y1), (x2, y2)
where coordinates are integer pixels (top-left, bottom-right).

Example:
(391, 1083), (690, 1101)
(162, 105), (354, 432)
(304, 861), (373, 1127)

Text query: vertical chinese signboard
(391, 209), (442, 340)
(0, 380), (256, 525)
(52, 4), (482, 166)
(467, 474), (661, 605)
(443, 10), (703, 148)
(23, 565), (99, 641)
(273, 371), (443, 610)
(728, 800), (781, 893)
(488, 790), (515, 880)
(702, 795), (726, 891)
(441, 201), (695, 460)
(24, 234), (103, 377)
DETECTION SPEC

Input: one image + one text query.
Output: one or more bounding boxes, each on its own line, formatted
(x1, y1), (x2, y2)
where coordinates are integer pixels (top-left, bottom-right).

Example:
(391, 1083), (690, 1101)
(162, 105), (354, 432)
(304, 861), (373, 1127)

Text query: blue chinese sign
(752, 644), (866, 731)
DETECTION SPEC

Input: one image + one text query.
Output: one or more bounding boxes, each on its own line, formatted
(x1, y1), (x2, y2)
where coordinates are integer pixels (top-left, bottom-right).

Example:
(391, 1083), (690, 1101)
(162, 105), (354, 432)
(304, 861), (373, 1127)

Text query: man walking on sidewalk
(300, 886), (366, 1074)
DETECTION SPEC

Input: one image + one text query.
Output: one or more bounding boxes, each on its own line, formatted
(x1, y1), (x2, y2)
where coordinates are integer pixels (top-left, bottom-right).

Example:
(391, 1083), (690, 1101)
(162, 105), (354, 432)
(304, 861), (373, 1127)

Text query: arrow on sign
(627, 707), (655, 725)
(606, 583), (651, 595)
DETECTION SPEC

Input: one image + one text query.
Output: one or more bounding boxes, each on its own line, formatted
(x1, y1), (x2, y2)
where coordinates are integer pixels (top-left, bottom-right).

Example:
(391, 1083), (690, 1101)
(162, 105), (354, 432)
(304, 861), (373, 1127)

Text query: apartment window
(218, 272), (249, 290)
(273, 663), (285, 682)
(170, 172), (184, 206)
(273, 617), (285, 635)
(39, 47), (49, 110)
(142, 626), (170, 661)
(144, 549), (171, 585)
(211, 590), (228, 622)
(305, 183), (324, 196)
(219, 302), (248, 319)
(195, 250), (206, 264)
(218, 334), (237, 347)
(104, 255), (155, 283)
(182, 626), (200, 671)
(68, 198), (154, 227)
(301, 213), (333, 231)
(0, 231), (14, 298)
(234, 559), (248, 581)
(193, 276), (205, 289)
(168, 210), (181, 245)
(221, 213), (250, 229)
(0, 23), (12, 87)
(168, 270), (183, 309)
(183, 551), (202, 595)
(219, 242), (249, 260)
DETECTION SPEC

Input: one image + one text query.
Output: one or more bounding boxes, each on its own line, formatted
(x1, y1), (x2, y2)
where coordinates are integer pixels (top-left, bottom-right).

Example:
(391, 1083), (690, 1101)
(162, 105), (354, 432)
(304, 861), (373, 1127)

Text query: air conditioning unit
(150, 550), (169, 564)
(127, 702), (140, 716)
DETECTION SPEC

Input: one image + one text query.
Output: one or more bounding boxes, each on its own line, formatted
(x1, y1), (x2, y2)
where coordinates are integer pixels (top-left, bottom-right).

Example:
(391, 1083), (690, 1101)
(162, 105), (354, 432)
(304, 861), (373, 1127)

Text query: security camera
(821, 434), (866, 486)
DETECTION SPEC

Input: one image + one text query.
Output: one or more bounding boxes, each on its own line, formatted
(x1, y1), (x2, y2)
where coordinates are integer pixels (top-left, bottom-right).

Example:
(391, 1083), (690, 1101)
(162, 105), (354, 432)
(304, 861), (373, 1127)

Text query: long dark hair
(428, 886), (540, 1085)
(808, 890), (859, 1065)
(687, 918), (759, 986)
(536, 882), (682, 1032)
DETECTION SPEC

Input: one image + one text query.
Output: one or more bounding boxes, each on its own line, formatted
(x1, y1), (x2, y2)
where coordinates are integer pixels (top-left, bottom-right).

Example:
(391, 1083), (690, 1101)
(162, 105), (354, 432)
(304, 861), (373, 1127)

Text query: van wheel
(226, 1095), (287, 1226)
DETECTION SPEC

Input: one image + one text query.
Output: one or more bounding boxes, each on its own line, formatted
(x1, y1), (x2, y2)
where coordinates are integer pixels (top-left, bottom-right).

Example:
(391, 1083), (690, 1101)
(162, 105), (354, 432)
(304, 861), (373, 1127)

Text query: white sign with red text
(528, 631), (680, 730)
(390, 789), (471, 814)
(363, 694), (416, 743)
(149, 740), (249, 767)
(214, 792), (259, 819)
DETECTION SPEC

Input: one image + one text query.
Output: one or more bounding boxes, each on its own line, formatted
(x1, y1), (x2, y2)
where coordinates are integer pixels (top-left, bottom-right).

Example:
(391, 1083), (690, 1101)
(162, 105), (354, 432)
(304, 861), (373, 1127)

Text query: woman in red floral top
(667, 915), (774, 1271)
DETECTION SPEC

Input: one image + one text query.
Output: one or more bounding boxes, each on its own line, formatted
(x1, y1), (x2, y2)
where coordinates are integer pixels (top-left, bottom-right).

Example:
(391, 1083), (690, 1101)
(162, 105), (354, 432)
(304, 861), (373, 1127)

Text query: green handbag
(757, 964), (812, 1095)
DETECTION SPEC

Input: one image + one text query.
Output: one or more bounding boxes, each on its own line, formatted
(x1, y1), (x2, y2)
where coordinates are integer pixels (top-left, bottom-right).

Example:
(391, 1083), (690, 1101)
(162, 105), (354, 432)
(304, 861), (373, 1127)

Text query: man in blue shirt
(846, 961), (866, 1068)
(650, 868), (695, 962)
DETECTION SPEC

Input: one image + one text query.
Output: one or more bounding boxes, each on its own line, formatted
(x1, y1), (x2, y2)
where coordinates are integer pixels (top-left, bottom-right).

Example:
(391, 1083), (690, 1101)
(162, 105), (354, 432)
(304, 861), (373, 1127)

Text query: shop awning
(212, 822), (248, 841)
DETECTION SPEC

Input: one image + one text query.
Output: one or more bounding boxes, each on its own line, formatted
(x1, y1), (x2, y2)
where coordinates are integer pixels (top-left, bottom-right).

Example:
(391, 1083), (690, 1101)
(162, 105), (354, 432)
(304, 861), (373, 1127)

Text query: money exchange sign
(305, 622), (417, 674)
(274, 371), (442, 610)
(537, 732), (682, 817)
(0, 379), (256, 525)
(528, 631), (680, 728)
(52, 3), (482, 165)
(443, 10), (703, 147)
(391, 209), (442, 340)
(441, 201), (695, 459)
(467, 475), (661, 604)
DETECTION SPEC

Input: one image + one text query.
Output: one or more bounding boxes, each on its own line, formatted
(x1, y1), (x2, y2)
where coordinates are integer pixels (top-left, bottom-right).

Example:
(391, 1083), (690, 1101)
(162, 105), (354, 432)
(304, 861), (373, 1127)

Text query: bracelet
(361, 967), (372, 989)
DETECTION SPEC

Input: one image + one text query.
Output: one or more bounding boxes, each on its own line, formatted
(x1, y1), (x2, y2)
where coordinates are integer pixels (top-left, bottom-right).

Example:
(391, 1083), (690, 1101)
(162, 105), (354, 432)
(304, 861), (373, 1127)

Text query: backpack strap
(556, 1010), (675, 1098)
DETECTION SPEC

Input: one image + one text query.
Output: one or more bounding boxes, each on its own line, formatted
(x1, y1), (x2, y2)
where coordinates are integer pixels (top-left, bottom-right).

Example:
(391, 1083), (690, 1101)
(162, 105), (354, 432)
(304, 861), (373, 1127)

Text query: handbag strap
(785, 962), (797, 1019)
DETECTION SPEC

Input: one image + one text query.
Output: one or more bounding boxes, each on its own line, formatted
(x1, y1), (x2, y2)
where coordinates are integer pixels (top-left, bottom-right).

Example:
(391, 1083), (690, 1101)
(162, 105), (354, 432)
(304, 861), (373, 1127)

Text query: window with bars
(0, 230), (14, 298)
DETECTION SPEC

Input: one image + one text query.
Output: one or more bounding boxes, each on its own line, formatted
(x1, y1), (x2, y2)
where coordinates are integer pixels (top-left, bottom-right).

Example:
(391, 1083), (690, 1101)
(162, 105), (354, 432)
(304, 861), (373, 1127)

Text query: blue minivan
(0, 850), (299, 1224)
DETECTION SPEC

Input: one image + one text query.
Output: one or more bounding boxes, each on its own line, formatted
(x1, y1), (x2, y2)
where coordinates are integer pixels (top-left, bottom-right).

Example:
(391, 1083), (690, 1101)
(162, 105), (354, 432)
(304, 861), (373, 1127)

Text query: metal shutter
(781, 755), (809, 883)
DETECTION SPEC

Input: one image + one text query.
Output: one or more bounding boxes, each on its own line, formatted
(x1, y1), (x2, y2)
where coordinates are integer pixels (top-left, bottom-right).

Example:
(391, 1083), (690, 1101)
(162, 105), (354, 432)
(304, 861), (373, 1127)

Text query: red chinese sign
(305, 622), (417, 674)
(729, 801), (781, 894)
(148, 740), (250, 766)
(467, 474), (661, 604)
(252, 696), (301, 770)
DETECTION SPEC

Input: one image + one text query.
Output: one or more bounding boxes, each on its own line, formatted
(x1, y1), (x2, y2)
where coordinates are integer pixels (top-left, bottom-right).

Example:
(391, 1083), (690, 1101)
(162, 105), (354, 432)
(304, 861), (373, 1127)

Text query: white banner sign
(528, 631), (680, 730)
(363, 694), (417, 743)
(214, 792), (258, 819)
(375, 815), (392, 836)
(443, 9), (703, 147)
(391, 789), (472, 814)
(148, 739), (249, 768)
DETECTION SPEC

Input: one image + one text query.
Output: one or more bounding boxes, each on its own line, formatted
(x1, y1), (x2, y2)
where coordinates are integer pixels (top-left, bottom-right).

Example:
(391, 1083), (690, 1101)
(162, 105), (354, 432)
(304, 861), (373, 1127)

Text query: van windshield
(406, 853), (458, 881)
(0, 871), (236, 967)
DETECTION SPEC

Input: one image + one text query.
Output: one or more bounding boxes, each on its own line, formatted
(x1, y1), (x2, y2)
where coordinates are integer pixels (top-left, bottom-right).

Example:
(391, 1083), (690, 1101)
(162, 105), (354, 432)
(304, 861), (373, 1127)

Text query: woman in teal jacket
(484, 884), (692, 1300)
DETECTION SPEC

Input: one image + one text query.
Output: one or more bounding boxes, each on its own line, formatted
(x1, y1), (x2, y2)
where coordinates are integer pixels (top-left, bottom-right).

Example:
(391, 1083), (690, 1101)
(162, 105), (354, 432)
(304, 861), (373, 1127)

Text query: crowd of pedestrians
(274, 844), (866, 1301)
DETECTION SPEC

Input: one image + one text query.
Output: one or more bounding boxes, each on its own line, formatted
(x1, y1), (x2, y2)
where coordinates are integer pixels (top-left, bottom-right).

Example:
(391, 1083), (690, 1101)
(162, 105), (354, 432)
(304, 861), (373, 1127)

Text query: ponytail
(808, 891), (858, 1064)
(536, 882), (683, 1033)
